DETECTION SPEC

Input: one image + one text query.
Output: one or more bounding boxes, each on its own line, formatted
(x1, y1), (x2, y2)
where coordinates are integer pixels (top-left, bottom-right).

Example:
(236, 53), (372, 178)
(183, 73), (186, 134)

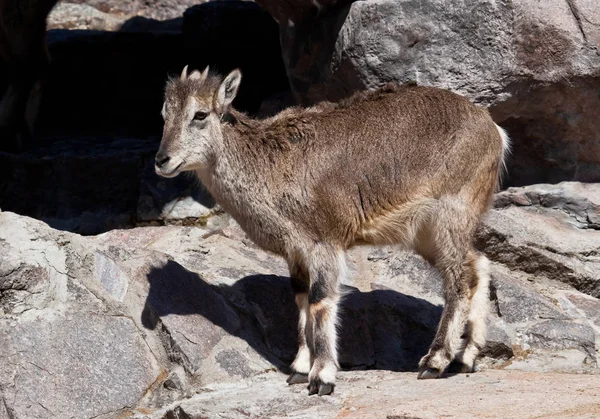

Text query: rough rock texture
(58, 0), (209, 22)
(1, 182), (599, 417)
(0, 213), (162, 418)
(142, 370), (600, 419)
(48, 2), (124, 31)
(478, 182), (600, 297)
(268, 0), (600, 185)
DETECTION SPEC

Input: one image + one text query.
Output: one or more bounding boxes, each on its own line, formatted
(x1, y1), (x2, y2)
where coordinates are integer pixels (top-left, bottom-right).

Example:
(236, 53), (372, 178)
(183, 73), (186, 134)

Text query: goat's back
(264, 84), (505, 247)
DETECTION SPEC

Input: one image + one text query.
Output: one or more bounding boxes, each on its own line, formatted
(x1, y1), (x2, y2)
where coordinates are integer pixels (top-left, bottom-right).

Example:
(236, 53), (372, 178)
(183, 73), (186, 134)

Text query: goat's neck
(197, 109), (298, 254)
(196, 110), (266, 217)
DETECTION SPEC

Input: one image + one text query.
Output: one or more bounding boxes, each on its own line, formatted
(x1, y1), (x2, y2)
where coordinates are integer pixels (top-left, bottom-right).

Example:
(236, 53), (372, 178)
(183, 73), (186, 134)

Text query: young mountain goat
(155, 66), (509, 396)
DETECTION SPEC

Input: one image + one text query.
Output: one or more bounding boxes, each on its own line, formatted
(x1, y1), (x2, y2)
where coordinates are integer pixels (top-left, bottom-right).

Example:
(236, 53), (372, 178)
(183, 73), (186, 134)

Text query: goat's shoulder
(259, 106), (322, 145)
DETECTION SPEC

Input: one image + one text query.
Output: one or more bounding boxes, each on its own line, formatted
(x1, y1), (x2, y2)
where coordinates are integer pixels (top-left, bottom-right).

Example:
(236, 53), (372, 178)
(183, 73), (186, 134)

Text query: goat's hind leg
(450, 252), (491, 373)
(287, 261), (310, 385)
(417, 214), (479, 379)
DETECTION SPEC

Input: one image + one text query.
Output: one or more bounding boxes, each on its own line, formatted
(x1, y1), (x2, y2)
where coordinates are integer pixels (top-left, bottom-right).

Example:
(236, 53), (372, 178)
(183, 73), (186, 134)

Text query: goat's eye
(193, 111), (208, 121)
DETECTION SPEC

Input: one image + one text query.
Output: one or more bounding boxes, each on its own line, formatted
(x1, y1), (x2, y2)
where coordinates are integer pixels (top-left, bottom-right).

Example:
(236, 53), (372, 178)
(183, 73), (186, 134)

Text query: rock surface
(48, 2), (124, 31)
(50, 0), (210, 28)
(478, 182), (600, 297)
(141, 370), (600, 419)
(0, 182), (599, 417)
(269, 0), (600, 185)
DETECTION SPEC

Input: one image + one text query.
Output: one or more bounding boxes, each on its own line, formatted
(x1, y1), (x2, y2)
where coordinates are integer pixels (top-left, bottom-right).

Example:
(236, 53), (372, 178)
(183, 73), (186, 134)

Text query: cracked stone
(0, 313), (160, 419)
(476, 184), (600, 297)
(491, 269), (568, 324)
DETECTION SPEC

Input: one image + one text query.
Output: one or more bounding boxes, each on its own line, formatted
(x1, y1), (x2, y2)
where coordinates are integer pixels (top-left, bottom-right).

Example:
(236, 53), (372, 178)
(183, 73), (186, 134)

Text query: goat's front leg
(287, 261), (310, 385)
(305, 244), (344, 396)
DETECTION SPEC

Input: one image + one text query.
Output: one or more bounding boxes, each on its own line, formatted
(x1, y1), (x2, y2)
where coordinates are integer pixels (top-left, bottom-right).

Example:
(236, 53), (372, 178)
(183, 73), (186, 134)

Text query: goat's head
(155, 65), (242, 178)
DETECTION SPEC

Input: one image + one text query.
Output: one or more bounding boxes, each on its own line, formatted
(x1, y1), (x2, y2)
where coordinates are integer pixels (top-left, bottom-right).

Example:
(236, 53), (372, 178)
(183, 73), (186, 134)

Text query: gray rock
(491, 269), (567, 324)
(482, 319), (514, 361)
(0, 212), (161, 418)
(526, 320), (596, 359)
(270, 0), (600, 185)
(562, 292), (600, 326)
(48, 2), (123, 31)
(65, 0), (209, 22)
(0, 314), (159, 419)
(141, 370), (600, 419)
(95, 251), (129, 301)
(493, 182), (600, 229)
(476, 183), (600, 298)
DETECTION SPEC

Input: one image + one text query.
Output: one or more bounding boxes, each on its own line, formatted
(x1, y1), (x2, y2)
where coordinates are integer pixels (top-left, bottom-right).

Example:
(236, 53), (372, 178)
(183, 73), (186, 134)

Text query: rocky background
(1, 0), (600, 418)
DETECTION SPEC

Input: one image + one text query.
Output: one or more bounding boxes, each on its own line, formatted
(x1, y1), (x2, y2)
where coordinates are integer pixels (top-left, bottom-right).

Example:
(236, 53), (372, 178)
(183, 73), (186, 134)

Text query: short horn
(180, 65), (189, 80)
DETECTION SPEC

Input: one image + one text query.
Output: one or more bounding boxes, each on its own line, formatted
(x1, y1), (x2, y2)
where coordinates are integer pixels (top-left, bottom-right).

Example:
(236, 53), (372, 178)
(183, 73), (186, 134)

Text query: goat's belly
(353, 197), (438, 247)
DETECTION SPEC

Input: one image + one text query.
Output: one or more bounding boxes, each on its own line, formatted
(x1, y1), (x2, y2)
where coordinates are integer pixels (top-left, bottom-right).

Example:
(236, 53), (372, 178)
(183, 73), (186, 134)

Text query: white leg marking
(292, 293), (311, 374)
(462, 256), (491, 367)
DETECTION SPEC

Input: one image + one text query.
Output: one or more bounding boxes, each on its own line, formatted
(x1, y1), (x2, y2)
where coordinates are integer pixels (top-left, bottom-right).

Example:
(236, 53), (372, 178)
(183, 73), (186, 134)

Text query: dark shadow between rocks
(490, 76), (600, 187)
(0, 0), (290, 234)
(279, 1), (359, 105)
(142, 259), (442, 375)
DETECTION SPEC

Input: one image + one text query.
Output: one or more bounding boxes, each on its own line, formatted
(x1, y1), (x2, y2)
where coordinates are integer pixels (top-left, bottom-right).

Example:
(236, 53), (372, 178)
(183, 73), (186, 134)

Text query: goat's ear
(217, 69), (242, 110)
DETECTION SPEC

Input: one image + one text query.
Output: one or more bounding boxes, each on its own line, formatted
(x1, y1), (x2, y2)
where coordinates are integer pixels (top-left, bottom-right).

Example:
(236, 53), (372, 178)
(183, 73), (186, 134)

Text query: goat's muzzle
(154, 149), (182, 178)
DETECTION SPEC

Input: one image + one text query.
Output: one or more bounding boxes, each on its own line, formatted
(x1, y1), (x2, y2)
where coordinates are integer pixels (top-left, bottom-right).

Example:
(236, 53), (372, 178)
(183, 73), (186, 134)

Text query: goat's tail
(494, 123), (511, 189)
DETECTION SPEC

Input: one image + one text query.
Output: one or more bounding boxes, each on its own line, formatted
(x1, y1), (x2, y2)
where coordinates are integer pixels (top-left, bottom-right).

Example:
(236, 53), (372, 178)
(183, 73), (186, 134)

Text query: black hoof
(307, 379), (335, 396)
(447, 360), (474, 374)
(287, 371), (309, 385)
(318, 383), (334, 396)
(417, 367), (442, 380)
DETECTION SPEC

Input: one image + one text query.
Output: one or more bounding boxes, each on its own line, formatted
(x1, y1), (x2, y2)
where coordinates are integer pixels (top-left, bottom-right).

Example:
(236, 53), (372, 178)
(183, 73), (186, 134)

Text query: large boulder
(0, 213), (163, 418)
(477, 182), (600, 297)
(267, 0), (600, 185)
(1, 181), (599, 417)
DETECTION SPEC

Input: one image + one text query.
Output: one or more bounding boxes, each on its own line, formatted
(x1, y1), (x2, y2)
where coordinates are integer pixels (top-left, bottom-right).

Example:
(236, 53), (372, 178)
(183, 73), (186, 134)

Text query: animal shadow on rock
(142, 260), (442, 375)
